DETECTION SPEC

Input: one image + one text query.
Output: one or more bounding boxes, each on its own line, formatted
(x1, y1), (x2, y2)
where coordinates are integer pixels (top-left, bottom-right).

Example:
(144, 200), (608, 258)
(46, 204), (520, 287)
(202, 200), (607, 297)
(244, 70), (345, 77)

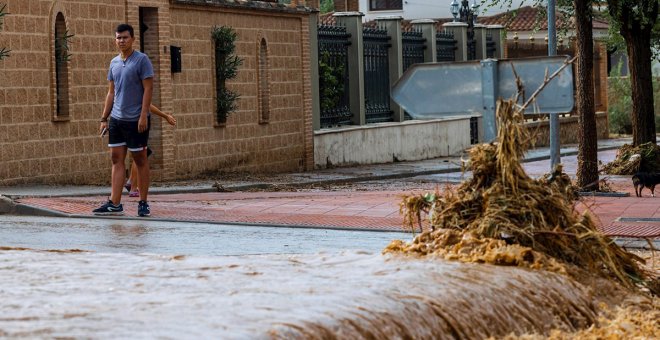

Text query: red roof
(479, 6), (609, 31)
(320, 6), (608, 32)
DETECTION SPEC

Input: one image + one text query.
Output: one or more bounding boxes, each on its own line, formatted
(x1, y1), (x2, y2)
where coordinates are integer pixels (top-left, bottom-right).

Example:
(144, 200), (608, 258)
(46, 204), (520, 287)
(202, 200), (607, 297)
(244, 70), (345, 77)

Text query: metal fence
(363, 27), (392, 123)
(318, 24), (352, 128)
(436, 30), (456, 62)
(402, 30), (425, 71)
(486, 32), (496, 58)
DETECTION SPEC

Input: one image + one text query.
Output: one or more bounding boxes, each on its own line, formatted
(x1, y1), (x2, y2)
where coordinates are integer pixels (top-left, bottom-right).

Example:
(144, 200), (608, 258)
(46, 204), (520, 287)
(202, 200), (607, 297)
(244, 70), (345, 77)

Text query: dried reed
(388, 98), (653, 292)
(601, 142), (660, 175)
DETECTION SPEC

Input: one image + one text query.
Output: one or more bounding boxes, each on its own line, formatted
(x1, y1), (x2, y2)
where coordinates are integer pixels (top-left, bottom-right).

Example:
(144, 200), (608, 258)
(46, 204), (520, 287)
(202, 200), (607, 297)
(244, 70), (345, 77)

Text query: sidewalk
(3, 137), (660, 242)
(0, 137), (631, 198)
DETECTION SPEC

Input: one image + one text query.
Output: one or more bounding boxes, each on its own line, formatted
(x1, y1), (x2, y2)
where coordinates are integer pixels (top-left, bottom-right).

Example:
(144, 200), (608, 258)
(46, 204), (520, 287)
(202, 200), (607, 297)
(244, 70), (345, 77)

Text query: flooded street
(1, 250), (609, 339)
(0, 216), (409, 256)
(1, 216), (633, 339)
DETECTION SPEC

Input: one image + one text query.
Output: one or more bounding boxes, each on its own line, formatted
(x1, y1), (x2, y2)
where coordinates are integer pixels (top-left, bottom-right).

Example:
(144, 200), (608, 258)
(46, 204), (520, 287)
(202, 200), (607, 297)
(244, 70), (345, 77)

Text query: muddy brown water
(0, 249), (631, 339)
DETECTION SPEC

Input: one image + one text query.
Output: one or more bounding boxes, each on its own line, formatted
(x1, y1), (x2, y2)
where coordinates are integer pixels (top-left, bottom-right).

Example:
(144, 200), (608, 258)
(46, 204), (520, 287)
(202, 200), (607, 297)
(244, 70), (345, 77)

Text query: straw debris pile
(496, 301), (660, 339)
(601, 142), (660, 175)
(385, 99), (653, 292)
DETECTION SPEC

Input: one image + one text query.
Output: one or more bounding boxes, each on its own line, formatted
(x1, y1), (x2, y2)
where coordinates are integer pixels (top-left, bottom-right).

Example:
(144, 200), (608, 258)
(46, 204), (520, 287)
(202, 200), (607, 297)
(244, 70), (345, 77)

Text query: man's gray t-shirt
(107, 50), (154, 121)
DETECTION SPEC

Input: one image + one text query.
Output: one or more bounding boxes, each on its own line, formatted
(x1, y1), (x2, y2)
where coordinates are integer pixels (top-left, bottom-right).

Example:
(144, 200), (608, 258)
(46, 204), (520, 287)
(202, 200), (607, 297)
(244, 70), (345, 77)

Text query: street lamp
(471, 0), (479, 24)
(450, 0), (460, 22)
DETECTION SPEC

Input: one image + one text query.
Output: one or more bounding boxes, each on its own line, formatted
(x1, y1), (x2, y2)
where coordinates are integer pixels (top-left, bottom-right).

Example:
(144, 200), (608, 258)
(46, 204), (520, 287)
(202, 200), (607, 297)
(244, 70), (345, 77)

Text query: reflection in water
(109, 224), (149, 237)
(1, 250), (649, 339)
(105, 223), (150, 251)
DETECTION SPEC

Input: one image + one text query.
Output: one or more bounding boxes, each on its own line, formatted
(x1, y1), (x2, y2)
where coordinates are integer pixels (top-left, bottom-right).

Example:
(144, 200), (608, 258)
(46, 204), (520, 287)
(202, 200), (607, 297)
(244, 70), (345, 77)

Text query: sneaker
(124, 181), (132, 193)
(129, 189), (140, 198)
(93, 200), (124, 216)
(137, 200), (150, 217)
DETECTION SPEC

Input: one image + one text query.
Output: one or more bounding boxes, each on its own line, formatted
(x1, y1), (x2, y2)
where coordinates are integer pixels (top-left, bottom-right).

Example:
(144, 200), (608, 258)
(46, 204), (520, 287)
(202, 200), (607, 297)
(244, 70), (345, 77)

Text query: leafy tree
(320, 0), (334, 13)
(607, 0), (659, 146)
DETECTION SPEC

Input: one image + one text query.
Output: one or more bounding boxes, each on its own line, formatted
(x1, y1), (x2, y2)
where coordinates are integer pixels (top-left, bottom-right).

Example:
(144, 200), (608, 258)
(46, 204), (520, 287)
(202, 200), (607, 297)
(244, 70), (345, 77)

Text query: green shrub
(608, 60), (660, 134)
(318, 51), (345, 112)
(211, 26), (242, 124)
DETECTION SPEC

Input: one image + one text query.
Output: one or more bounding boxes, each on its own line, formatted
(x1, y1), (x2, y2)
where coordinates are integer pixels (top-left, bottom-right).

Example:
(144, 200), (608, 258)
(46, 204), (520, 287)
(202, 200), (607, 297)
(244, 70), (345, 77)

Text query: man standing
(94, 23), (153, 217)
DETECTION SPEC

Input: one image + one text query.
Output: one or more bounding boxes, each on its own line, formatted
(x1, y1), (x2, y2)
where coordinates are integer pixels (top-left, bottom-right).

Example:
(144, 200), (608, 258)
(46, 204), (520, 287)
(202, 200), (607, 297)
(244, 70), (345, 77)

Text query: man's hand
(165, 114), (177, 126)
(99, 121), (108, 135)
(138, 115), (148, 133)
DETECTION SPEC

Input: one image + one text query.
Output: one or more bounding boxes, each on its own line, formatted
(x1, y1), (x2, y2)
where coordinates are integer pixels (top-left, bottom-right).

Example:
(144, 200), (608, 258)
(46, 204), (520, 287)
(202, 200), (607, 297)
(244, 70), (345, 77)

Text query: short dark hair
(116, 24), (134, 37)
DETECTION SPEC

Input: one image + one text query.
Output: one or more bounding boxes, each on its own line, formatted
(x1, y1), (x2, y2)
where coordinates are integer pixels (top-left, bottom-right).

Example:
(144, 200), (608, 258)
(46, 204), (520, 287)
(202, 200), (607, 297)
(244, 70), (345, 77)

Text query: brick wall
(0, 0), (314, 185)
(0, 0), (126, 185)
(169, 3), (312, 178)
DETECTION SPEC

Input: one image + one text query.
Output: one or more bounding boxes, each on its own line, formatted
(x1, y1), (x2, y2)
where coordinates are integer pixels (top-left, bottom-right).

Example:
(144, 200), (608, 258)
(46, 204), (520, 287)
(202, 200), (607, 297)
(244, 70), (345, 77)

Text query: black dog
(632, 172), (660, 197)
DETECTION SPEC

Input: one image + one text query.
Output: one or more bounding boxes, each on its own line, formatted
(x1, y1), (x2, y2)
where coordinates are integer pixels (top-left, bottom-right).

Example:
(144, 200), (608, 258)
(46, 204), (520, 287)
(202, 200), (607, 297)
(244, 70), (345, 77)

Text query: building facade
(0, 0), (315, 185)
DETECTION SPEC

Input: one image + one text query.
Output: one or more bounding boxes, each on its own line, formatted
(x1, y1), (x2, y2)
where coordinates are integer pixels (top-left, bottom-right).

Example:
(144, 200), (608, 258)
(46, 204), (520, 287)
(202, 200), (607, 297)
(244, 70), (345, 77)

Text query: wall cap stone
(172, 0), (316, 14)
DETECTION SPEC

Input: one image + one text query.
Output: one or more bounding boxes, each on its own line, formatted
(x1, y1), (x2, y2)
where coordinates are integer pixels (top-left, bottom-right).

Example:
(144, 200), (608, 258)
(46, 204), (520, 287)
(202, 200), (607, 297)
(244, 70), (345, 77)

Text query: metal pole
(548, 0), (560, 171)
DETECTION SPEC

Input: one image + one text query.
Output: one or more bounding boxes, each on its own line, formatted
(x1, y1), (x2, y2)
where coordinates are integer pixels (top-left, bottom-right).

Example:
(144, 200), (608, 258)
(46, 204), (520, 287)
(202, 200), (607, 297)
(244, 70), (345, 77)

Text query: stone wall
(524, 112), (609, 147)
(0, 0), (314, 185)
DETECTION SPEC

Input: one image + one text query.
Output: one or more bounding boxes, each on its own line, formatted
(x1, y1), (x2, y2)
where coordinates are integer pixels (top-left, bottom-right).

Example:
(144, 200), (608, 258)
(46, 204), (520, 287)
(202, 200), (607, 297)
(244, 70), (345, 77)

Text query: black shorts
(108, 117), (150, 152)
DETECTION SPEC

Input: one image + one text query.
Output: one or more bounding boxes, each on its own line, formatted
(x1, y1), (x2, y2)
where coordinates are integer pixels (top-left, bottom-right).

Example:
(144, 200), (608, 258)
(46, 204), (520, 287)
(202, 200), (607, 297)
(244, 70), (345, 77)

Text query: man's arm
(149, 104), (177, 126)
(138, 77), (153, 133)
(99, 81), (115, 133)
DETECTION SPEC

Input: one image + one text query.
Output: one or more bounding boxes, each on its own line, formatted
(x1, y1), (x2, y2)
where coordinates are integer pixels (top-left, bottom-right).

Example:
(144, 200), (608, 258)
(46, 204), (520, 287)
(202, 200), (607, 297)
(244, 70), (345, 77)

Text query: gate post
(411, 19), (436, 63)
(376, 16), (404, 122)
(310, 13), (321, 130)
(442, 21), (468, 61)
(334, 12), (365, 126)
(487, 25), (505, 59)
(474, 24), (488, 60)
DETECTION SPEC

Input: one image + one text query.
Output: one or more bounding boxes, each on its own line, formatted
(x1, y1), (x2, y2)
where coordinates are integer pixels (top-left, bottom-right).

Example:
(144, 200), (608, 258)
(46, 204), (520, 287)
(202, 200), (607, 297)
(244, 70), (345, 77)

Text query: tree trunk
(574, 0), (599, 191)
(620, 8), (658, 146)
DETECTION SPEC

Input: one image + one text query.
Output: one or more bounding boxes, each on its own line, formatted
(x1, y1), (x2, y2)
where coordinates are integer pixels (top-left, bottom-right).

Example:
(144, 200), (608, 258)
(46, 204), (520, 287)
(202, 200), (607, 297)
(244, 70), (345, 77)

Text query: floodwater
(0, 216), (641, 338)
(0, 216), (409, 256)
(0, 250), (605, 339)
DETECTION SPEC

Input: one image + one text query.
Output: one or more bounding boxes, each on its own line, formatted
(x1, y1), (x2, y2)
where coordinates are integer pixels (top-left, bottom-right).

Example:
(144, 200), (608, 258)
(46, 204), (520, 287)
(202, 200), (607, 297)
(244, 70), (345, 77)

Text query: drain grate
(617, 217), (660, 222)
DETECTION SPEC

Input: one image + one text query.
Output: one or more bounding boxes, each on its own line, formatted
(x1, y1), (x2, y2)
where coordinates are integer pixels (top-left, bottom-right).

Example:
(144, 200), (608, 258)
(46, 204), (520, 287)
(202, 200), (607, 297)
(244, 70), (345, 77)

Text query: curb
(9, 210), (411, 234)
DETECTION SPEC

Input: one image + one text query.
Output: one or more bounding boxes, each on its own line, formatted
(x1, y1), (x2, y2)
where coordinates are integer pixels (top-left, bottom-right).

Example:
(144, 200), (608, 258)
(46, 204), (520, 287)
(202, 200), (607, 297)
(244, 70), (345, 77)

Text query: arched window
(257, 38), (270, 124)
(54, 12), (70, 119)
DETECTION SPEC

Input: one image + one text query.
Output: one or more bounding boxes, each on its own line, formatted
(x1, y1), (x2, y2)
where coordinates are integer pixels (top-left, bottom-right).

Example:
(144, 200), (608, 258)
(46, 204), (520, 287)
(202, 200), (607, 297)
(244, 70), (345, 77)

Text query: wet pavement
(0, 215), (408, 256)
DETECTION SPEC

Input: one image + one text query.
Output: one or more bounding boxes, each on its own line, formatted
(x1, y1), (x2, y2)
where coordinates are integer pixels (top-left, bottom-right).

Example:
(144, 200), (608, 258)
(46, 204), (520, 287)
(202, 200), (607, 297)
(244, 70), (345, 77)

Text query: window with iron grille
(369, 0), (402, 11)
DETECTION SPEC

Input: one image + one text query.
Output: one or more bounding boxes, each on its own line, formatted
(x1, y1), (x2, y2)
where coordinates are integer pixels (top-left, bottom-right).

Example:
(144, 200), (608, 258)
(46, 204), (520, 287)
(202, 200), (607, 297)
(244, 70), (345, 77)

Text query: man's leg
(132, 148), (149, 202)
(109, 146), (128, 205)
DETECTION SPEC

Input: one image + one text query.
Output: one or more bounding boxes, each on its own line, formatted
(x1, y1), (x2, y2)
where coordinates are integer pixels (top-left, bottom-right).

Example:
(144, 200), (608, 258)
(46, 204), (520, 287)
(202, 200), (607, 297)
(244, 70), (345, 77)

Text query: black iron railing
(363, 27), (392, 124)
(486, 32), (496, 58)
(318, 24), (352, 128)
(470, 116), (479, 144)
(436, 30), (456, 62)
(402, 30), (425, 71)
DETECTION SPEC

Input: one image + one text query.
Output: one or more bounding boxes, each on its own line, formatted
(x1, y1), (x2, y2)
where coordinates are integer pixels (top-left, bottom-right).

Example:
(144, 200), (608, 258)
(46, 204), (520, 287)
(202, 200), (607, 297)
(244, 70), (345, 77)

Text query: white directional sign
(390, 56), (575, 141)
